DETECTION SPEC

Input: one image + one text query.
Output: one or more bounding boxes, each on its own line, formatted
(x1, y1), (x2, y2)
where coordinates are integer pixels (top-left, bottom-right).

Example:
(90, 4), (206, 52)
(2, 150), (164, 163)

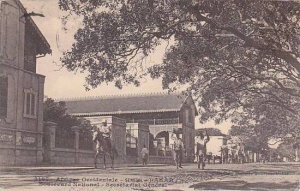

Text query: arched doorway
(155, 131), (170, 156)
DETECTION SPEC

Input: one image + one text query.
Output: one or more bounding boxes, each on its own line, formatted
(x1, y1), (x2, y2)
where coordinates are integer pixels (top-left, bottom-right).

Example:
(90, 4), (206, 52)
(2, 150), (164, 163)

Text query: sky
(22, 0), (166, 99)
(21, 0), (232, 133)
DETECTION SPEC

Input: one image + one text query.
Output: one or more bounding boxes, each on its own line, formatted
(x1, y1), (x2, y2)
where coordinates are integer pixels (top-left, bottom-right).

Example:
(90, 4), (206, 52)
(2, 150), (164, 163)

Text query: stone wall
(43, 119), (178, 166)
(43, 116), (128, 166)
(43, 122), (95, 165)
(0, 0), (45, 166)
(0, 64), (45, 166)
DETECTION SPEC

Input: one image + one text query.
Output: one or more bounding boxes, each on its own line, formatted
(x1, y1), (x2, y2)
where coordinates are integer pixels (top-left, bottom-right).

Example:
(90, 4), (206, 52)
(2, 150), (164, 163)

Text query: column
(72, 126), (81, 164)
(44, 121), (57, 163)
(37, 77), (45, 164)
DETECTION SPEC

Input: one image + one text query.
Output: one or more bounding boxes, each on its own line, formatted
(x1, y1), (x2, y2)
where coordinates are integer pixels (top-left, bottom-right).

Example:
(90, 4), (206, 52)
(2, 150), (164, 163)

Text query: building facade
(64, 93), (198, 162)
(0, 0), (51, 165)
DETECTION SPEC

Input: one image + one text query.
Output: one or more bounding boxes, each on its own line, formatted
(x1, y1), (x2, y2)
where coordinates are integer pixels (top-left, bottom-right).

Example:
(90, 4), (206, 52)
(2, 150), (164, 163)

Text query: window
(0, 76), (8, 118)
(24, 89), (37, 118)
(126, 128), (137, 148)
(126, 126), (137, 156)
(24, 22), (37, 73)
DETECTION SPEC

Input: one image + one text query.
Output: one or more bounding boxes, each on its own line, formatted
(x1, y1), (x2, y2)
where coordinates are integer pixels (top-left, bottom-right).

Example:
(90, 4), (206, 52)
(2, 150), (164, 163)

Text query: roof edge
(14, 0), (51, 54)
(179, 94), (199, 116)
(57, 91), (183, 102)
(70, 109), (181, 117)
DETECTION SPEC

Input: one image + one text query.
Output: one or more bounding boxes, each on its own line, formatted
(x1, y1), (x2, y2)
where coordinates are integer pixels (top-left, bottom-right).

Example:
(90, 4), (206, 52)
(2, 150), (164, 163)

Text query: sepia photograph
(0, 0), (299, 190)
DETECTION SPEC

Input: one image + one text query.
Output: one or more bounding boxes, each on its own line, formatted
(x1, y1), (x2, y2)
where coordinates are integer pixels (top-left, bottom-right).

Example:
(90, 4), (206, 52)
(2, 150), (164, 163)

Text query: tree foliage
(276, 142), (296, 161)
(229, 98), (300, 148)
(58, 0), (300, 138)
(229, 124), (270, 152)
(44, 98), (95, 130)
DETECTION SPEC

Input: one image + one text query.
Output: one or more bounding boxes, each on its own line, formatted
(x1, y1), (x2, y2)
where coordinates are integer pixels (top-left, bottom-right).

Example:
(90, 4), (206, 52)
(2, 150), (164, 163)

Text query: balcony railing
(127, 118), (179, 125)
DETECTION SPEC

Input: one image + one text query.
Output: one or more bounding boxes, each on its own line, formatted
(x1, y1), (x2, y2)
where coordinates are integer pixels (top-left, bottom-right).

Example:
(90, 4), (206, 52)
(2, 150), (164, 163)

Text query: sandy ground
(0, 162), (299, 191)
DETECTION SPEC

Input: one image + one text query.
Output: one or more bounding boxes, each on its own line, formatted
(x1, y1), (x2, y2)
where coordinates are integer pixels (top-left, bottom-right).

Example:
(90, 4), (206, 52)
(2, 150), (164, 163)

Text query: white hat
(101, 119), (107, 123)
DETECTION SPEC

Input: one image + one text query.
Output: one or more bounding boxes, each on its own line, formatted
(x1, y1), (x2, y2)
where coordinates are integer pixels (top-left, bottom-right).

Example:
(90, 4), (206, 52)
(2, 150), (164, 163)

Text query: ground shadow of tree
(190, 180), (298, 190)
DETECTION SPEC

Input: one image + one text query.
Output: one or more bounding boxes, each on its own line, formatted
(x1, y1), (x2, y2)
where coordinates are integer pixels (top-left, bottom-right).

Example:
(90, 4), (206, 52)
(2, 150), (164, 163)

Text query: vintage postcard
(0, 0), (299, 190)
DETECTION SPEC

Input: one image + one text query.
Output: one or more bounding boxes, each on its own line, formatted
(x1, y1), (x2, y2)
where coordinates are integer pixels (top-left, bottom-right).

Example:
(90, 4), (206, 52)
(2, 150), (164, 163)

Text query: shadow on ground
(190, 180), (299, 190)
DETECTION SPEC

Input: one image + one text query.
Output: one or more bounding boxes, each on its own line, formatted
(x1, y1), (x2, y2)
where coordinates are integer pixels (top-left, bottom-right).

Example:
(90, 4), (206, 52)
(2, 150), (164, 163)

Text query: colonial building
(64, 93), (198, 162)
(0, 0), (51, 165)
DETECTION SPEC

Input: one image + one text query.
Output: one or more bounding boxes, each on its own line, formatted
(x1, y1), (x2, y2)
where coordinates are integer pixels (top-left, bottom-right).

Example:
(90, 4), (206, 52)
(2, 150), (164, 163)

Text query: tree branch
(190, 4), (300, 74)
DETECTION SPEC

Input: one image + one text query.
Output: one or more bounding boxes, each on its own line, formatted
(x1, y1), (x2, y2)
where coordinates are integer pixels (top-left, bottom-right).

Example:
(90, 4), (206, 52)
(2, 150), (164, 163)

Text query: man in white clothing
(98, 119), (112, 150)
(172, 129), (184, 169)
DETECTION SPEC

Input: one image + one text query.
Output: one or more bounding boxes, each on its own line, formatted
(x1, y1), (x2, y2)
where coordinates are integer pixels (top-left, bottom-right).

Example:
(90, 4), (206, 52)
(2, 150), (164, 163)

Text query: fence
(43, 122), (95, 165)
(79, 130), (93, 150)
(55, 126), (93, 150)
(43, 117), (128, 166)
(43, 120), (175, 166)
(55, 127), (75, 149)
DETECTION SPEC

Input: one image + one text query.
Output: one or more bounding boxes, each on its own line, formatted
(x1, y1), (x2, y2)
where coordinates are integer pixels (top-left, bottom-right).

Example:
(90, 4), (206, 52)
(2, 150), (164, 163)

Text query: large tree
(58, 0), (300, 137)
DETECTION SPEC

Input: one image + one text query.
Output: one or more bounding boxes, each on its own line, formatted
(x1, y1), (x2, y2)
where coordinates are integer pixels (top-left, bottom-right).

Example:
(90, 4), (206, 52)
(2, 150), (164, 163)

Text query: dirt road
(0, 162), (299, 191)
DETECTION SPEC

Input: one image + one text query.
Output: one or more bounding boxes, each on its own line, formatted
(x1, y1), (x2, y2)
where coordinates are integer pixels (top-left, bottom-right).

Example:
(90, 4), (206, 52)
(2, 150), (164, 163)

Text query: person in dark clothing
(196, 130), (210, 169)
(141, 145), (149, 166)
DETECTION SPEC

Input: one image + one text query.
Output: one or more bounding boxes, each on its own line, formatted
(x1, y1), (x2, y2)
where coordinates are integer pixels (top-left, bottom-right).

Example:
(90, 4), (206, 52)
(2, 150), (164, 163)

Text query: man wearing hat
(98, 119), (112, 149)
(172, 128), (184, 169)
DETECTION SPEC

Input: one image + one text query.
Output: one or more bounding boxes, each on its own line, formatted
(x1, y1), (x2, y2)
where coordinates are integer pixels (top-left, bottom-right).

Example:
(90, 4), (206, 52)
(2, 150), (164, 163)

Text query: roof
(196, 128), (226, 137)
(62, 92), (198, 117)
(15, 0), (51, 55)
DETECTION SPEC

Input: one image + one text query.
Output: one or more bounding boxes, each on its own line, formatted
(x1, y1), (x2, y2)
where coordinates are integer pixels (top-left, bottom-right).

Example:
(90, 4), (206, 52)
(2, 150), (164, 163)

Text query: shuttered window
(0, 76), (8, 118)
(24, 89), (37, 118)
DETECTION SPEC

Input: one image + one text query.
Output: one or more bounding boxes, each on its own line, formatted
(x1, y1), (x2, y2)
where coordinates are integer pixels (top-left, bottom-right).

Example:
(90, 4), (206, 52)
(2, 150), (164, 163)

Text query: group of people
(220, 143), (246, 164)
(93, 121), (211, 169)
(222, 145), (271, 164)
(171, 129), (210, 169)
(140, 129), (210, 169)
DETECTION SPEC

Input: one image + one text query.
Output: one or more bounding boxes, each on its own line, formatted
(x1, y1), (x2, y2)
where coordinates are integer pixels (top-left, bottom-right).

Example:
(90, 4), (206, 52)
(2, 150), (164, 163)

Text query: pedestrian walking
(141, 145), (149, 166)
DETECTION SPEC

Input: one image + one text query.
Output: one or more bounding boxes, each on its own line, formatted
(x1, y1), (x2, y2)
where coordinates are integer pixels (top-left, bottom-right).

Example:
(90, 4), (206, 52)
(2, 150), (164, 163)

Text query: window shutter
(31, 94), (35, 115)
(0, 76), (8, 118)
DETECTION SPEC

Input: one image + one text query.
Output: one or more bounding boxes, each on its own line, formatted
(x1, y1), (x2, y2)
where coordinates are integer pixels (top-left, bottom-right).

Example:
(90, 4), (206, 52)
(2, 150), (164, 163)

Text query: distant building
(195, 128), (227, 159)
(64, 93), (198, 162)
(0, 0), (51, 165)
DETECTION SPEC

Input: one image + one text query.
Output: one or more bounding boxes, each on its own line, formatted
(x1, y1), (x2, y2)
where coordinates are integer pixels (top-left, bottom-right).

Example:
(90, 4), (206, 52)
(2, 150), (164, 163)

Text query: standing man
(196, 130), (210, 169)
(221, 144), (229, 164)
(141, 145), (149, 166)
(172, 129), (184, 169)
(99, 119), (112, 150)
